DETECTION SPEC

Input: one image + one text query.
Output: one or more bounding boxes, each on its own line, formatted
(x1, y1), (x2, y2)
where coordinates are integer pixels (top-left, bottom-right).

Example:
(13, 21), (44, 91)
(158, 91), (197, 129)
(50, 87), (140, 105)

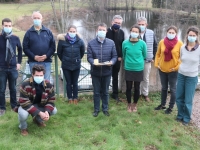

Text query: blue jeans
(29, 62), (51, 81)
(18, 105), (57, 129)
(0, 68), (18, 110)
(176, 73), (198, 123)
(92, 75), (111, 111)
(159, 70), (178, 109)
(63, 69), (80, 100)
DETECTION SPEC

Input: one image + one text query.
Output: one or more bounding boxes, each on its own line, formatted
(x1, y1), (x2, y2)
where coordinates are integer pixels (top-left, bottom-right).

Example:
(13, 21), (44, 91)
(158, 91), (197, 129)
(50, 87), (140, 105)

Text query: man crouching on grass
(18, 64), (57, 136)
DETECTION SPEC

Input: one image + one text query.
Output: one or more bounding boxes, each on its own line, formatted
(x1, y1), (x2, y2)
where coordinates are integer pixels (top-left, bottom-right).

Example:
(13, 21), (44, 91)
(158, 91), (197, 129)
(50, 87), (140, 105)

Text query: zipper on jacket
(101, 44), (102, 76)
(71, 45), (73, 64)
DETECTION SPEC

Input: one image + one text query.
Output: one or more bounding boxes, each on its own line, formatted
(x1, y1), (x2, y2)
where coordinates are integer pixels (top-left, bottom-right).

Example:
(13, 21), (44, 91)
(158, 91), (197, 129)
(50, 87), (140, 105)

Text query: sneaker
(154, 105), (166, 110)
(165, 108), (172, 114)
(21, 129), (28, 136)
(115, 97), (122, 103)
(175, 118), (183, 122)
(182, 121), (189, 126)
(0, 109), (5, 116)
(93, 111), (99, 117)
(103, 111), (110, 116)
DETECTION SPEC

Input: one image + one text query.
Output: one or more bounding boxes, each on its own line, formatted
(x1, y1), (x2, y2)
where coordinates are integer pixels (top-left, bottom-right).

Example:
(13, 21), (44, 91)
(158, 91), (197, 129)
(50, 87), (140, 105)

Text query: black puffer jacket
(57, 34), (85, 70)
(87, 37), (117, 77)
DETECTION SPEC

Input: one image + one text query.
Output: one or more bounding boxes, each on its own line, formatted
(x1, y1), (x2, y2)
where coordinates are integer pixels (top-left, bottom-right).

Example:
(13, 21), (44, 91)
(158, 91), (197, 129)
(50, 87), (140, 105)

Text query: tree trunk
(50, 0), (61, 32)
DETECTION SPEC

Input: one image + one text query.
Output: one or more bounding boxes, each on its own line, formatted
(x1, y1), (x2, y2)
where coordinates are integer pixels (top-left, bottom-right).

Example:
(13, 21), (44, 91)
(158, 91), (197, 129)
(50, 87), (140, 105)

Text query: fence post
(54, 52), (59, 97)
(63, 75), (66, 98)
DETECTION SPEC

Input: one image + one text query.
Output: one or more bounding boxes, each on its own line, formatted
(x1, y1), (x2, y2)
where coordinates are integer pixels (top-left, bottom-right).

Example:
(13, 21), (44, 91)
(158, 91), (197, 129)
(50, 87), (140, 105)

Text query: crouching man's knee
(18, 106), (29, 121)
(51, 107), (57, 116)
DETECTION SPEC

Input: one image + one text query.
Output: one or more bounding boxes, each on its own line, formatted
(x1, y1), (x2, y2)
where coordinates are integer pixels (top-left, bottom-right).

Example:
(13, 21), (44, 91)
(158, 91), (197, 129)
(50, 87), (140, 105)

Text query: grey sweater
(179, 45), (200, 77)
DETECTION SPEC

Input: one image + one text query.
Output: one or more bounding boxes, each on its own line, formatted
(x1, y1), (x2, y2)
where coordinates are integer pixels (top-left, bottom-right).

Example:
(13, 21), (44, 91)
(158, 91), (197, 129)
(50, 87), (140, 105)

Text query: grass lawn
(0, 92), (200, 150)
(0, 2), (52, 21)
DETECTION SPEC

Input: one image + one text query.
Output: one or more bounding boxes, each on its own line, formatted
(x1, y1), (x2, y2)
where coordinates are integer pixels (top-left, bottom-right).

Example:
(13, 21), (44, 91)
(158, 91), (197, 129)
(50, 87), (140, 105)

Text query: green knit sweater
(122, 39), (147, 71)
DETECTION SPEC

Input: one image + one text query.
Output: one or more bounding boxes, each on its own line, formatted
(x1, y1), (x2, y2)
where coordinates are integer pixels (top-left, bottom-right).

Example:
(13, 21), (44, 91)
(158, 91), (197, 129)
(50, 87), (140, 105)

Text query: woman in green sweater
(122, 24), (147, 112)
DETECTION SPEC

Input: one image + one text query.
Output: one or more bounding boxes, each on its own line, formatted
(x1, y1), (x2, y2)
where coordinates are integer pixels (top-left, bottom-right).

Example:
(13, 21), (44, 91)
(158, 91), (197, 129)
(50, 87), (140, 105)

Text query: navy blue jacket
(23, 25), (56, 62)
(0, 33), (22, 68)
(87, 37), (117, 77)
(57, 34), (85, 70)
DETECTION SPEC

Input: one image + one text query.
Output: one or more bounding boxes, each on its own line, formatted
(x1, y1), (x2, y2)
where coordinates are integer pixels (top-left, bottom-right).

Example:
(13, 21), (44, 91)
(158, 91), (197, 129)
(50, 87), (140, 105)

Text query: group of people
(57, 13), (200, 128)
(0, 11), (199, 136)
(0, 11), (56, 136)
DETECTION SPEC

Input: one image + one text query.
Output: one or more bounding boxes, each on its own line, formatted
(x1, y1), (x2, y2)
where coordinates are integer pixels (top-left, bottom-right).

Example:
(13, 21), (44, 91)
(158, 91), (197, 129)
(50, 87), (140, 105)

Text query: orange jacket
(154, 39), (183, 73)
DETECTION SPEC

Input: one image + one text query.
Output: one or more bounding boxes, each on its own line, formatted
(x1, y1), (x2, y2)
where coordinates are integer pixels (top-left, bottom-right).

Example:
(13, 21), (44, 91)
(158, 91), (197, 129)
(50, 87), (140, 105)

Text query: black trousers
(126, 81), (140, 104)
(112, 61), (121, 98)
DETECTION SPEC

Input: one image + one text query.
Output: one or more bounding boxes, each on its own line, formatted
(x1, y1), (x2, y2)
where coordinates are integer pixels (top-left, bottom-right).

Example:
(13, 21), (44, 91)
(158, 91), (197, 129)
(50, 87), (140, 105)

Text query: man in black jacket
(106, 15), (124, 102)
(87, 23), (117, 117)
(0, 18), (22, 116)
(23, 11), (55, 81)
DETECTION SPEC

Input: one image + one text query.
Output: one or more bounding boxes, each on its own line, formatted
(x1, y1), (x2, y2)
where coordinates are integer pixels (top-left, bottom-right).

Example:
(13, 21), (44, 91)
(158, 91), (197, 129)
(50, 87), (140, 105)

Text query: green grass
(1, 92), (200, 150)
(0, 2), (52, 21)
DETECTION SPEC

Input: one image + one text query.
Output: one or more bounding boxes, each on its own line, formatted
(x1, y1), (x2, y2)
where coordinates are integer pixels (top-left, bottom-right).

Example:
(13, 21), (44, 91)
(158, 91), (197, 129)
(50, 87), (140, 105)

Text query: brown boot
(144, 96), (150, 102)
(127, 103), (132, 113)
(132, 103), (137, 112)
(74, 99), (78, 105)
(69, 100), (73, 104)
(21, 129), (28, 136)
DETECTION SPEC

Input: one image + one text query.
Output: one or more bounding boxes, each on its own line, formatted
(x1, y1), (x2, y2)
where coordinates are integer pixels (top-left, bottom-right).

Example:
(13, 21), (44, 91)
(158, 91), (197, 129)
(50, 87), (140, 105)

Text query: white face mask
(33, 19), (42, 27)
(33, 76), (44, 84)
(3, 27), (12, 34)
(130, 32), (139, 38)
(167, 33), (176, 40)
(97, 31), (106, 38)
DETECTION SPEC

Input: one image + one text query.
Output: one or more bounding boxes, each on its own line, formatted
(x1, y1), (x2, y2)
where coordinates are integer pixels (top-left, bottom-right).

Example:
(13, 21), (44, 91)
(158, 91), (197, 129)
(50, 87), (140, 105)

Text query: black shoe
(111, 95), (117, 99)
(115, 97), (122, 103)
(103, 111), (110, 116)
(175, 118), (183, 122)
(154, 105), (166, 110)
(93, 111), (99, 117)
(165, 108), (172, 114)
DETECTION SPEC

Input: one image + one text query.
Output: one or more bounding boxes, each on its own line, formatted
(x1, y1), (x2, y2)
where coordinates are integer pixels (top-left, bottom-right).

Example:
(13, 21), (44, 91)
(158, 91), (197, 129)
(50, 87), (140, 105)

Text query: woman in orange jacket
(154, 25), (183, 114)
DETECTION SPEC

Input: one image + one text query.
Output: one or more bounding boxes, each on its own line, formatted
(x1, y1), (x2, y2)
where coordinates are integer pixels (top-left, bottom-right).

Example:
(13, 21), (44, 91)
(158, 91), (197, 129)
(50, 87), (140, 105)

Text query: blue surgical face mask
(140, 25), (146, 32)
(33, 19), (42, 27)
(130, 32), (139, 38)
(188, 36), (197, 43)
(3, 27), (12, 34)
(167, 33), (176, 40)
(34, 76), (44, 84)
(112, 24), (120, 30)
(68, 32), (76, 38)
(97, 31), (106, 38)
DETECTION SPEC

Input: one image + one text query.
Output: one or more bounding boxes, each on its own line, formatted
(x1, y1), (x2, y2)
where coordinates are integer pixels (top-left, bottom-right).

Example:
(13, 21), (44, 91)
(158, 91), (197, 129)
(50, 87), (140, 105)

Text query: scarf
(2, 30), (14, 65)
(164, 36), (178, 61)
(65, 33), (76, 44)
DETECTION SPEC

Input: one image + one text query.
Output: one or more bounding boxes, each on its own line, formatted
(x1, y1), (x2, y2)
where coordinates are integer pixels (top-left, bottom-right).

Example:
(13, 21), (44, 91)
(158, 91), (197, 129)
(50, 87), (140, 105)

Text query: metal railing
(5, 52), (93, 98)
(5, 52), (116, 99)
